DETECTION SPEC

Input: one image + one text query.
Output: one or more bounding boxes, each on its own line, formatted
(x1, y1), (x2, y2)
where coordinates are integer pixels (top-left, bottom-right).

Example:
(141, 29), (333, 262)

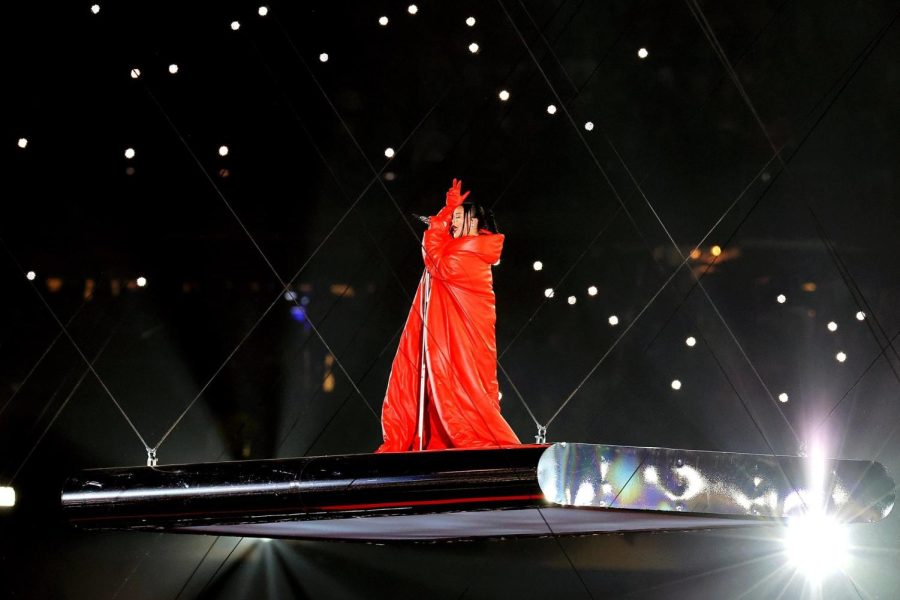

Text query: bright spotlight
(685, 336), (696, 347)
(710, 244), (722, 257)
(124, 147), (135, 159)
(546, 104), (557, 115)
(777, 294), (787, 304)
(778, 392), (789, 403)
(379, 16), (388, 26)
(584, 121), (594, 131)
(637, 47), (649, 59)
(468, 43), (480, 54)
(258, 6), (269, 17)
(498, 89), (510, 101)
(466, 17), (476, 27)
(783, 513), (850, 582)
(408, 4), (418, 15)
(230, 20), (241, 31)
(218, 145), (229, 157)
(136, 276), (147, 288)
(384, 147), (395, 158)
(671, 379), (682, 390)
(608, 315), (619, 326)
(0, 486), (14, 508)
(168, 63), (179, 74)
(835, 351), (847, 363)
(90, 4), (100, 15)
(827, 321), (838, 332)
(532, 261), (543, 271)
(587, 285), (598, 296)
(26, 271), (36, 281)
(17, 137), (28, 149)
(855, 311), (865, 321)
(319, 53), (329, 63)
(567, 296), (576, 305)
(130, 67), (141, 79)
(544, 288), (554, 299)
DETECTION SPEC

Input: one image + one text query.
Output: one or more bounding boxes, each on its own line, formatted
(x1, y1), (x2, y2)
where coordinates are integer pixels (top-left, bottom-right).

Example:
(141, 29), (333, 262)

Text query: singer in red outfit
(377, 179), (521, 452)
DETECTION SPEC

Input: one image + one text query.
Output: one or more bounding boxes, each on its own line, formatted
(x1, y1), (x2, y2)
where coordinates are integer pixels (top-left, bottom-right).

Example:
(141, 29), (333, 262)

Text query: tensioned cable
(685, 0), (900, 378)
(139, 81), (450, 452)
(0, 237), (150, 452)
(0, 298), (87, 419)
(496, 1), (799, 441)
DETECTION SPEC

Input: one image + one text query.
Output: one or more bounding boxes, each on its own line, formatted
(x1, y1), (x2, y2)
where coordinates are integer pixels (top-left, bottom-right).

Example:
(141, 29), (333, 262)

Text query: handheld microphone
(412, 213), (431, 226)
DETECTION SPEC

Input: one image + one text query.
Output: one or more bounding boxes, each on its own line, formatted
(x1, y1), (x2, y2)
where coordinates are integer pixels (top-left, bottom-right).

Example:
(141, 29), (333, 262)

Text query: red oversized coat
(376, 200), (521, 452)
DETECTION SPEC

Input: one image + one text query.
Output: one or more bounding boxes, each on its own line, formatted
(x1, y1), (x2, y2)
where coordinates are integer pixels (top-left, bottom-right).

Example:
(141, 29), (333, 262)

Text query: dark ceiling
(1, 0), (898, 598)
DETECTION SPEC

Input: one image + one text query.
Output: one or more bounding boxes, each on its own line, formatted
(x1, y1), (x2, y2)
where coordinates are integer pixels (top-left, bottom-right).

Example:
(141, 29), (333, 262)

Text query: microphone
(412, 213), (431, 226)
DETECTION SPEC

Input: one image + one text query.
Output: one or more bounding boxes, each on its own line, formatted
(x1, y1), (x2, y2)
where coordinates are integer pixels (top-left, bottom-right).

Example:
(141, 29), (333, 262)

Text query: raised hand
(445, 178), (471, 208)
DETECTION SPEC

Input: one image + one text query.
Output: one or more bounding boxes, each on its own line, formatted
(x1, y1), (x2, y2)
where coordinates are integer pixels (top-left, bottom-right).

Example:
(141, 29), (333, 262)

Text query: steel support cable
(496, 0), (794, 440)
(0, 298), (88, 419)
(0, 237), (150, 452)
(685, 0), (900, 379)
(138, 77), (450, 452)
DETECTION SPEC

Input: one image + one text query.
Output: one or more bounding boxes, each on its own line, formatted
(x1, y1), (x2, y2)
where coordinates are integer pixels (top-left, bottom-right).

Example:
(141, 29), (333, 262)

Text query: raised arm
(423, 178), (469, 274)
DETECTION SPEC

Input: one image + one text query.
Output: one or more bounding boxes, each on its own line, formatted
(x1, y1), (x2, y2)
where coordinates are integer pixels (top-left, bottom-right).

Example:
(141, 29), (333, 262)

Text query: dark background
(1, 0), (898, 598)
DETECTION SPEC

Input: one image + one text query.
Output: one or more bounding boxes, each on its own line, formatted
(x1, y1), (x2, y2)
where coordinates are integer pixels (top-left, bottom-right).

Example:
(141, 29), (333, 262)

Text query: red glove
(445, 178), (470, 208)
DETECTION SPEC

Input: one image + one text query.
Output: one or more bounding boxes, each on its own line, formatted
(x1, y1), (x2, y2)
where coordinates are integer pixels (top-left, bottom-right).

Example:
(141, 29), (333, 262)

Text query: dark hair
(462, 202), (499, 234)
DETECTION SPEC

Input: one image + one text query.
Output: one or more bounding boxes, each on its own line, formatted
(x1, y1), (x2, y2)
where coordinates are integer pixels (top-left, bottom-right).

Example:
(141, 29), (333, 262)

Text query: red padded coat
(376, 194), (521, 452)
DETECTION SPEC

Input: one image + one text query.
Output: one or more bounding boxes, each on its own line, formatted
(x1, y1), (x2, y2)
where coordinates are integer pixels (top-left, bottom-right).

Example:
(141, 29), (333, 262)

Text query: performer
(377, 179), (521, 452)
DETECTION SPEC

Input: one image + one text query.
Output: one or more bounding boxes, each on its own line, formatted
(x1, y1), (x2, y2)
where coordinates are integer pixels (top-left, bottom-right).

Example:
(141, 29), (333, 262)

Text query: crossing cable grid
(495, 1), (803, 448)
(686, 0), (900, 381)
(270, 17), (545, 435)
(0, 237), (151, 455)
(0, 297), (88, 419)
(136, 78), (451, 458)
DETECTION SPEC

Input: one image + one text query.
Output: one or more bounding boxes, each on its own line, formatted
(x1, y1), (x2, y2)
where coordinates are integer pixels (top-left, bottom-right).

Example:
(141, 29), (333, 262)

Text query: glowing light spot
(584, 121), (594, 131)
(498, 89), (510, 101)
(671, 379), (682, 390)
(637, 47), (649, 59)
(258, 6), (269, 17)
(643, 466), (658, 484)
(608, 315), (619, 326)
(230, 21), (241, 31)
(319, 53), (329, 63)
(777, 294), (787, 304)
(168, 63), (179, 74)
(826, 321), (837, 332)
(17, 138), (28, 149)
(284, 290), (298, 302)
(378, 16), (388, 26)
(587, 285), (598, 296)
(532, 261), (543, 271)
(124, 147), (135, 159)
(710, 245), (722, 257)
(408, 4), (418, 15)
(468, 43), (480, 54)
(835, 351), (847, 363)
(130, 68), (141, 79)
(90, 4), (100, 15)
(546, 104), (557, 115)
(685, 336), (696, 347)
(783, 513), (850, 582)
(778, 392), (789, 403)
(26, 271), (36, 281)
(466, 17), (476, 27)
(567, 296), (576, 305)
(856, 311), (865, 321)
(218, 145), (229, 157)
(136, 276), (147, 288)
(384, 147), (395, 158)
(544, 288), (555, 299)
(802, 282), (817, 292)
(689, 248), (701, 259)
(0, 486), (15, 508)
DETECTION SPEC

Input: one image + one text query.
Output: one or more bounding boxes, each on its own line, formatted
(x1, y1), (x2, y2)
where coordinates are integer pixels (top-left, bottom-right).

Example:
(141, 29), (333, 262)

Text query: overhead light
(124, 147), (135, 159)
(230, 20), (241, 31)
(685, 336), (696, 347)
(379, 16), (388, 26)
(90, 4), (100, 15)
(17, 138), (28, 149)
(637, 47), (649, 59)
(319, 53), (329, 63)
(130, 67), (141, 79)
(26, 271), (36, 281)
(710, 245), (722, 257)
(532, 261), (543, 271)
(855, 311), (865, 321)
(587, 285), (598, 296)
(546, 104), (557, 115)
(498, 89), (510, 101)
(0, 486), (15, 508)
(777, 294), (787, 304)
(258, 6), (269, 17)
(218, 145), (229, 157)
(778, 393), (789, 403)
(826, 321), (837, 332)
(567, 296), (576, 305)
(168, 63), (179, 74)
(671, 379), (682, 390)
(608, 315), (619, 326)
(835, 352), (847, 363)
(584, 121), (594, 131)
(466, 17), (476, 27)
(384, 147), (395, 158)
(408, 5), (418, 15)
(544, 288), (554, 298)
(783, 512), (849, 583)
(468, 43), (480, 54)
(136, 277), (147, 288)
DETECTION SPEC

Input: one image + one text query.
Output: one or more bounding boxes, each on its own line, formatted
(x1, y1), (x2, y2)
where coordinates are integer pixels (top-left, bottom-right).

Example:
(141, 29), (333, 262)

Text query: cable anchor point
(535, 425), (548, 444)
(147, 448), (158, 467)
